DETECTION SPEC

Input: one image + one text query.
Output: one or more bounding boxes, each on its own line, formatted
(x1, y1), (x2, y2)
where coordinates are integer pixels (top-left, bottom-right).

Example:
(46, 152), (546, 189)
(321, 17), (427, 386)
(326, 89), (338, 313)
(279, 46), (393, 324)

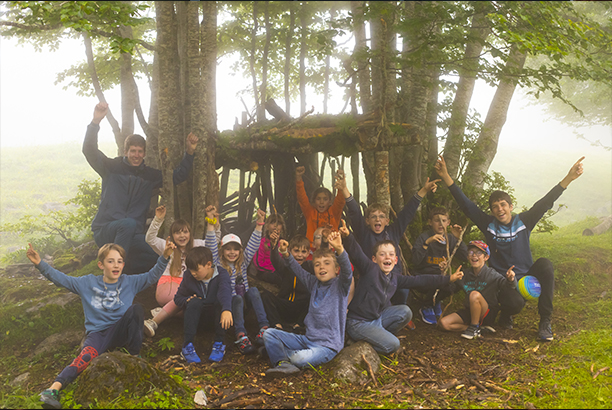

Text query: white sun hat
(221, 233), (242, 247)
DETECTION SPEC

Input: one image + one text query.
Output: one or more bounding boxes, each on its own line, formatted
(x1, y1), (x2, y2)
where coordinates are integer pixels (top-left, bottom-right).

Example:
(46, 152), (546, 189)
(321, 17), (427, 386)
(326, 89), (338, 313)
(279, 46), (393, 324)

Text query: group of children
(30, 138), (584, 407)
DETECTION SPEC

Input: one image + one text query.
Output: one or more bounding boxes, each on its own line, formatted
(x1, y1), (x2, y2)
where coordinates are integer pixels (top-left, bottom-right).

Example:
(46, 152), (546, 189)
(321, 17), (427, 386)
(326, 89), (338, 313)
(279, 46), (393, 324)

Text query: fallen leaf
(502, 339), (519, 344)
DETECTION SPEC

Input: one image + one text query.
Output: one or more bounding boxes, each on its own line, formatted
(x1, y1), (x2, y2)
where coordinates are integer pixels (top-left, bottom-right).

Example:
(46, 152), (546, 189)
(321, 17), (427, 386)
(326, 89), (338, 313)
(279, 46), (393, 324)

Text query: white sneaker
(150, 307), (163, 318)
(144, 319), (158, 337)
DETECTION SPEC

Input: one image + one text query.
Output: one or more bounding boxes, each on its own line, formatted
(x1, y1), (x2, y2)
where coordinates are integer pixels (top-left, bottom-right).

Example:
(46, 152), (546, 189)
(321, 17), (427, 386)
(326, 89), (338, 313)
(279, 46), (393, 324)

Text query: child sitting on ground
(174, 247), (233, 363)
(412, 206), (468, 325)
(29, 240), (175, 409)
(263, 231), (352, 378)
(439, 241), (517, 340)
(260, 233), (312, 333)
(342, 220), (463, 354)
(251, 213), (286, 284)
(296, 165), (345, 242)
(144, 205), (213, 337)
(205, 206), (270, 354)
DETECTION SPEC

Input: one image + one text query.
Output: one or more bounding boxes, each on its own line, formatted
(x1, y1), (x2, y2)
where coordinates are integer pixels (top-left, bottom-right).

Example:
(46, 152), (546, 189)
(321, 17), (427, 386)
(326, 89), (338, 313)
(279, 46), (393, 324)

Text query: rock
(34, 329), (85, 356)
(326, 341), (381, 384)
(10, 372), (30, 386)
(4, 263), (41, 279)
(74, 351), (189, 408)
(26, 293), (80, 314)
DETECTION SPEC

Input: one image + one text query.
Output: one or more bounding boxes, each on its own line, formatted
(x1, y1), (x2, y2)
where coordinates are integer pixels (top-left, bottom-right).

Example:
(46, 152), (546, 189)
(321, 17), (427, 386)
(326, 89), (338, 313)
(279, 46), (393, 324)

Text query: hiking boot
(181, 342), (201, 364)
(256, 326), (268, 346)
(150, 307), (162, 318)
(538, 318), (554, 341)
(420, 307), (437, 325)
(235, 335), (256, 355)
(433, 302), (443, 317)
(265, 361), (301, 378)
(40, 389), (61, 409)
(498, 314), (514, 330)
(143, 319), (158, 338)
(209, 341), (226, 362)
(461, 324), (481, 340)
(481, 325), (496, 334)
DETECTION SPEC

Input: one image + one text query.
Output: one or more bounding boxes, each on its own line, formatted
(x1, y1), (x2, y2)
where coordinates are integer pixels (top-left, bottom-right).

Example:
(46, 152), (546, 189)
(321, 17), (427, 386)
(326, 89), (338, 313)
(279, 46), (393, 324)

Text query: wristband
(205, 217), (217, 225)
(256, 222), (265, 226)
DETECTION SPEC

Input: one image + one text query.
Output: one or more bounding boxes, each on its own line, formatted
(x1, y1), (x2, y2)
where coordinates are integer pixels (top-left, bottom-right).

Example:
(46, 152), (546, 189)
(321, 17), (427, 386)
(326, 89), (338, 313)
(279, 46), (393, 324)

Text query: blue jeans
(93, 218), (158, 274)
(346, 305), (412, 354)
(232, 287), (269, 336)
(262, 328), (337, 368)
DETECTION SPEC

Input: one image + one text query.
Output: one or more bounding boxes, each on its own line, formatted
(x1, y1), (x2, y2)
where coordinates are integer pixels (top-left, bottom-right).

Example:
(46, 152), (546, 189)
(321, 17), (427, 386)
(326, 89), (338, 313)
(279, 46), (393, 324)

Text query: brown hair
(311, 187), (333, 204)
(98, 243), (126, 262)
(264, 213), (286, 240)
(123, 134), (146, 155)
(365, 203), (389, 219)
(289, 234), (310, 251)
(312, 247), (339, 268)
(428, 207), (449, 220)
(372, 240), (396, 257)
(220, 240), (244, 276)
(185, 247), (213, 271)
(489, 190), (513, 210)
(169, 219), (194, 278)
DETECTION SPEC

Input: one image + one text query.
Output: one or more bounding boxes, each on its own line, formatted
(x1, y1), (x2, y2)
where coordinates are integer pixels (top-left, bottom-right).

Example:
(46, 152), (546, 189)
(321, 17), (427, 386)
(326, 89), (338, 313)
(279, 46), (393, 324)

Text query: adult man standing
(83, 102), (198, 274)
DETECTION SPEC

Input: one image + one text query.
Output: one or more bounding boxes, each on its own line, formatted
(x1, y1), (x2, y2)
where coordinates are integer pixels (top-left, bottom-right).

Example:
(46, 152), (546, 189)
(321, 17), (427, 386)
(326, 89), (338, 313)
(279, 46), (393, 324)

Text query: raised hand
(278, 239), (289, 256)
(418, 177), (441, 197)
(449, 224), (463, 239)
(26, 243), (41, 265)
(338, 219), (350, 238)
(560, 156), (585, 188)
(163, 236), (177, 259)
(92, 102), (109, 124)
(269, 229), (280, 248)
(205, 205), (217, 220)
(450, 265), (464, 282)
(327, 231), (344, 253)
(256, 208), (266, 224)
(506, 265), (516, 282)
(295, 165), (305, 181)
(434, 155), (454, 186)
(155, 205), (167, 219)
(186, 132), (199, 155)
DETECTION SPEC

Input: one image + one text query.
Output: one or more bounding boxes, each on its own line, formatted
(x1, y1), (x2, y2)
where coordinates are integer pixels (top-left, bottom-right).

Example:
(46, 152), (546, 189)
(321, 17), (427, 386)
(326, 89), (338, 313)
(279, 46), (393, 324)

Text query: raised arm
(242, 209), (265, 267)
(82, 102), (110, 178)
(328, 171), (347, 222)
(388, 179), (438, 239)
(145, 205), (168, 255)
(295, 166), (314, 217)
(205, 208), (221, 266)
(27, 243), (82, 294)
(132, 238), (173, 292)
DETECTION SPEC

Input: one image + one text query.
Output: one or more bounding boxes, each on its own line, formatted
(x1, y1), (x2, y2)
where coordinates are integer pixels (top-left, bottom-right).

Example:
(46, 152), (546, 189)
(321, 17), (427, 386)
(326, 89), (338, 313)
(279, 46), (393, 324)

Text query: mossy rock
(74, 351), (188, 408)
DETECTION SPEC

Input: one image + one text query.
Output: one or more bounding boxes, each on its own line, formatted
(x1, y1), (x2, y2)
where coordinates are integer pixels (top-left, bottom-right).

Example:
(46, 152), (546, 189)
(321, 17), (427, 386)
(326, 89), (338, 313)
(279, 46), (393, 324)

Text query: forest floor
(0, 219), (611, 409)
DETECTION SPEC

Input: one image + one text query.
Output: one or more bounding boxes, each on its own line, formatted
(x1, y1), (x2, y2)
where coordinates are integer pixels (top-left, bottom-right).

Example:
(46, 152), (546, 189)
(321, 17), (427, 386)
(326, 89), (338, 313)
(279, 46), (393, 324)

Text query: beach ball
(518, 275), (541, 300)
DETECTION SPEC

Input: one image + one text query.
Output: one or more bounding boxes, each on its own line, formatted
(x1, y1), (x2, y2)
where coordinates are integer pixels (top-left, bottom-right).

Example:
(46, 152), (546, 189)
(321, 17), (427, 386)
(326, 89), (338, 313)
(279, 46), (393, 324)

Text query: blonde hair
(97, 243), (126, 262)
(220, 241), (244, 276)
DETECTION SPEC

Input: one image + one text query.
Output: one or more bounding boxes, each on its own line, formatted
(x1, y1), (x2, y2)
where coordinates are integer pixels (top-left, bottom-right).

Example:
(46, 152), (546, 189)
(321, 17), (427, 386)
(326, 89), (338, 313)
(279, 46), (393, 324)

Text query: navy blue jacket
(345, 234), (450, 321)
(270, 245), (312, 304)
(412, 229), (468, 276)
(83, 123), (194, 233)
(448, 183), (565, 276)
(450, 265), (517, 308)
(173, 266), (232, 313)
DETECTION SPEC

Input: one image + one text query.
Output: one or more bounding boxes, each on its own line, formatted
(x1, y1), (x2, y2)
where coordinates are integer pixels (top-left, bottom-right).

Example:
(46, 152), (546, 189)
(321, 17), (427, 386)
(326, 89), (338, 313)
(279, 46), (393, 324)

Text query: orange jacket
(296, 180), (346, 242)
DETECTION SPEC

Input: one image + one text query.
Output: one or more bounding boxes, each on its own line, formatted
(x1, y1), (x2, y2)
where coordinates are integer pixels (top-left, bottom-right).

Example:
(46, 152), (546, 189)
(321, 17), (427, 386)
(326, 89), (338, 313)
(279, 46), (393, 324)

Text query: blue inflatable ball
(518, 275), (541, 300)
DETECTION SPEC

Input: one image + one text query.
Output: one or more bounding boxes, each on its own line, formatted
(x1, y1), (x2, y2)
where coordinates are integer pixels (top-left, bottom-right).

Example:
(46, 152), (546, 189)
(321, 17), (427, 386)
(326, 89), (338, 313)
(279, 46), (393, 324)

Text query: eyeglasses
(369, 214), (387, 220)
(468, 250), (485, 257)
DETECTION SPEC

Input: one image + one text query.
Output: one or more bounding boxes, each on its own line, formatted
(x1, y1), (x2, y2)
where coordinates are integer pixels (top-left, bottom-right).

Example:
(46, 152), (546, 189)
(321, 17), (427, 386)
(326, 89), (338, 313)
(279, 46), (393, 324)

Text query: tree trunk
(299, 3), (308, 115)
(323, 7), (336, 114)
(351, 1), (371, 114)
(260, 1), (270, 118)
(146, 49), (160, 170)
(284, 3), (295, 116)
(251, 1), (260, 121)
(462, 44), (527, 189)
(119, 25), (135, 147)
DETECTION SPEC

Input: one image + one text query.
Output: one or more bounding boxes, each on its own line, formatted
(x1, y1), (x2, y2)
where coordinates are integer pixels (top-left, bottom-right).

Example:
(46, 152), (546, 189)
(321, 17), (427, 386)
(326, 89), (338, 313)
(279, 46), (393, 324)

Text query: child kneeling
(440, 241), (517, 339)
(263, 231), (352, 377)
(28, 240), (174, 409)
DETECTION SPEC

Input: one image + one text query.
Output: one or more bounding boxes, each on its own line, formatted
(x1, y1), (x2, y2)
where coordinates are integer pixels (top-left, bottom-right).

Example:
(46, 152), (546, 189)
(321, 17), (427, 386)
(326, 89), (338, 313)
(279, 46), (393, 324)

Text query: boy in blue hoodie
(174, 246), (233, 364)
(28, 240), (175, 410)
(263, 231), (352, 377)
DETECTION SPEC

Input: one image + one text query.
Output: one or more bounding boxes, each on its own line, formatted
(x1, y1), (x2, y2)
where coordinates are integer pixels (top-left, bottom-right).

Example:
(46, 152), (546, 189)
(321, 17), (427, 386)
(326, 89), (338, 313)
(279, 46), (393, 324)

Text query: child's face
(366, 210), (389, 234)
(313, 255), (339, 283)
(172, 227), (191, 249)
(191, 261), (214, 281)
(98, 249), (125, 284)
(314, 192), (332, 213)
(429, 214), (450, 234)
(291, 246), (309, 264)
(491, 200), (513, 225)
(265, 222), (281, 235)
(372, 243), (398, 275)
(312, 229), (324, 250)
(467, 247), (489, 270)
(222, 243), (241, 263)
(126, 145), (145, 167)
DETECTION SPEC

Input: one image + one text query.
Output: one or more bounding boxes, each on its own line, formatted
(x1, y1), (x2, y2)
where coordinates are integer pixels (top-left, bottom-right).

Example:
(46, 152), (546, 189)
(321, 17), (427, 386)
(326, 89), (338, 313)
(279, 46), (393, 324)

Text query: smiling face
(366, 210), (389, 234)
(126, 145), (145, 167)
(313, 254), (339, 283)
(314, 192), (332, 213)
(172, 226), (191, 250)
(98, 249), (125, 284)
(429, 214), (450, 234)
(467, 247), (489, 270)
(291, 246), (310, 264)
(372, 243), (398, 275)
(222, 243), (241, 264)
(490, 199), (514, 225)
(191, 261), (214, 281)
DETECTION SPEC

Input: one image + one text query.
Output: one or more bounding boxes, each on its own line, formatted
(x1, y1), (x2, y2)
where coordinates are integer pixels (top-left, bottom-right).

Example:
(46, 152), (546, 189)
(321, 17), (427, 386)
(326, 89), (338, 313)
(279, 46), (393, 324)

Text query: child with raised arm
(440, 241), (517, 340)
(342, 220), (463, 354)
(412, 207), (468, 325)
(435, 155), (585, 341)
(251, 213), (287, 284)
(263, 231), (353, 378)
(29, 240), (175, 409)
(174, 246), (233, 363)
(295, 165), (346, 242)
(205, 206), (270, 354)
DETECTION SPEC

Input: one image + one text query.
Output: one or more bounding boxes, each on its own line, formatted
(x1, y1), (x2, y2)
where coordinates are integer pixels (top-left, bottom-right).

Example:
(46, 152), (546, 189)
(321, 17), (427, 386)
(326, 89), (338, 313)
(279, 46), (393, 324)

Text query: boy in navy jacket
(174, 247), (233, 363)
(435, 155), (584, 341)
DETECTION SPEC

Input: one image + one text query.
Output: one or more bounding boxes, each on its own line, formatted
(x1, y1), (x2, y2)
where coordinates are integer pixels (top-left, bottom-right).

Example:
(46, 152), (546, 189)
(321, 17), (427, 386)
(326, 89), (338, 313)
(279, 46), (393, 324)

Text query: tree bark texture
(350, 1), (371, 115)
(261, 1), (270, 117)
(119, 26), (135, 146)
(284, 3), (295, 116)
(299, 4), (308, 115)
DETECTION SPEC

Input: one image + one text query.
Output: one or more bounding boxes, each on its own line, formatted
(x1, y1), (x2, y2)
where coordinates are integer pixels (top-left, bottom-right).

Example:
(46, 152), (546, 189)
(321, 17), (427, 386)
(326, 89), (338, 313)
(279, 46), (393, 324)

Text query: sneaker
(461, 324), (481, 340)
(150, 307), (162, 318)
(257, 345), (268, 359)
(538, 318), (554, 341)
(498, 314), (514, 329)
(40, 389), (61, 409)
(420, 307), (437, 325)
(143, 319), (158, 338)
(481, 325), (496, 334)
(265, 361), (301, 378)
(407, 320), (416, 330)
(256, 326), (268, 346)
(235, 335), (256, 354)
(181, 342), (201, 364)
(433, 302), (442, 317)
(209, 341), (226, 362)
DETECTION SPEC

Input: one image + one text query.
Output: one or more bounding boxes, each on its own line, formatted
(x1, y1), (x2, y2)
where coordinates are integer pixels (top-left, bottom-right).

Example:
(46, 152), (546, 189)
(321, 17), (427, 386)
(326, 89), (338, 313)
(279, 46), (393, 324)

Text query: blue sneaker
(181, 342), (201, 364)
(420, 307), (437, 325)
(209, 341), (226, 362)
(434, 302), (442, 317)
